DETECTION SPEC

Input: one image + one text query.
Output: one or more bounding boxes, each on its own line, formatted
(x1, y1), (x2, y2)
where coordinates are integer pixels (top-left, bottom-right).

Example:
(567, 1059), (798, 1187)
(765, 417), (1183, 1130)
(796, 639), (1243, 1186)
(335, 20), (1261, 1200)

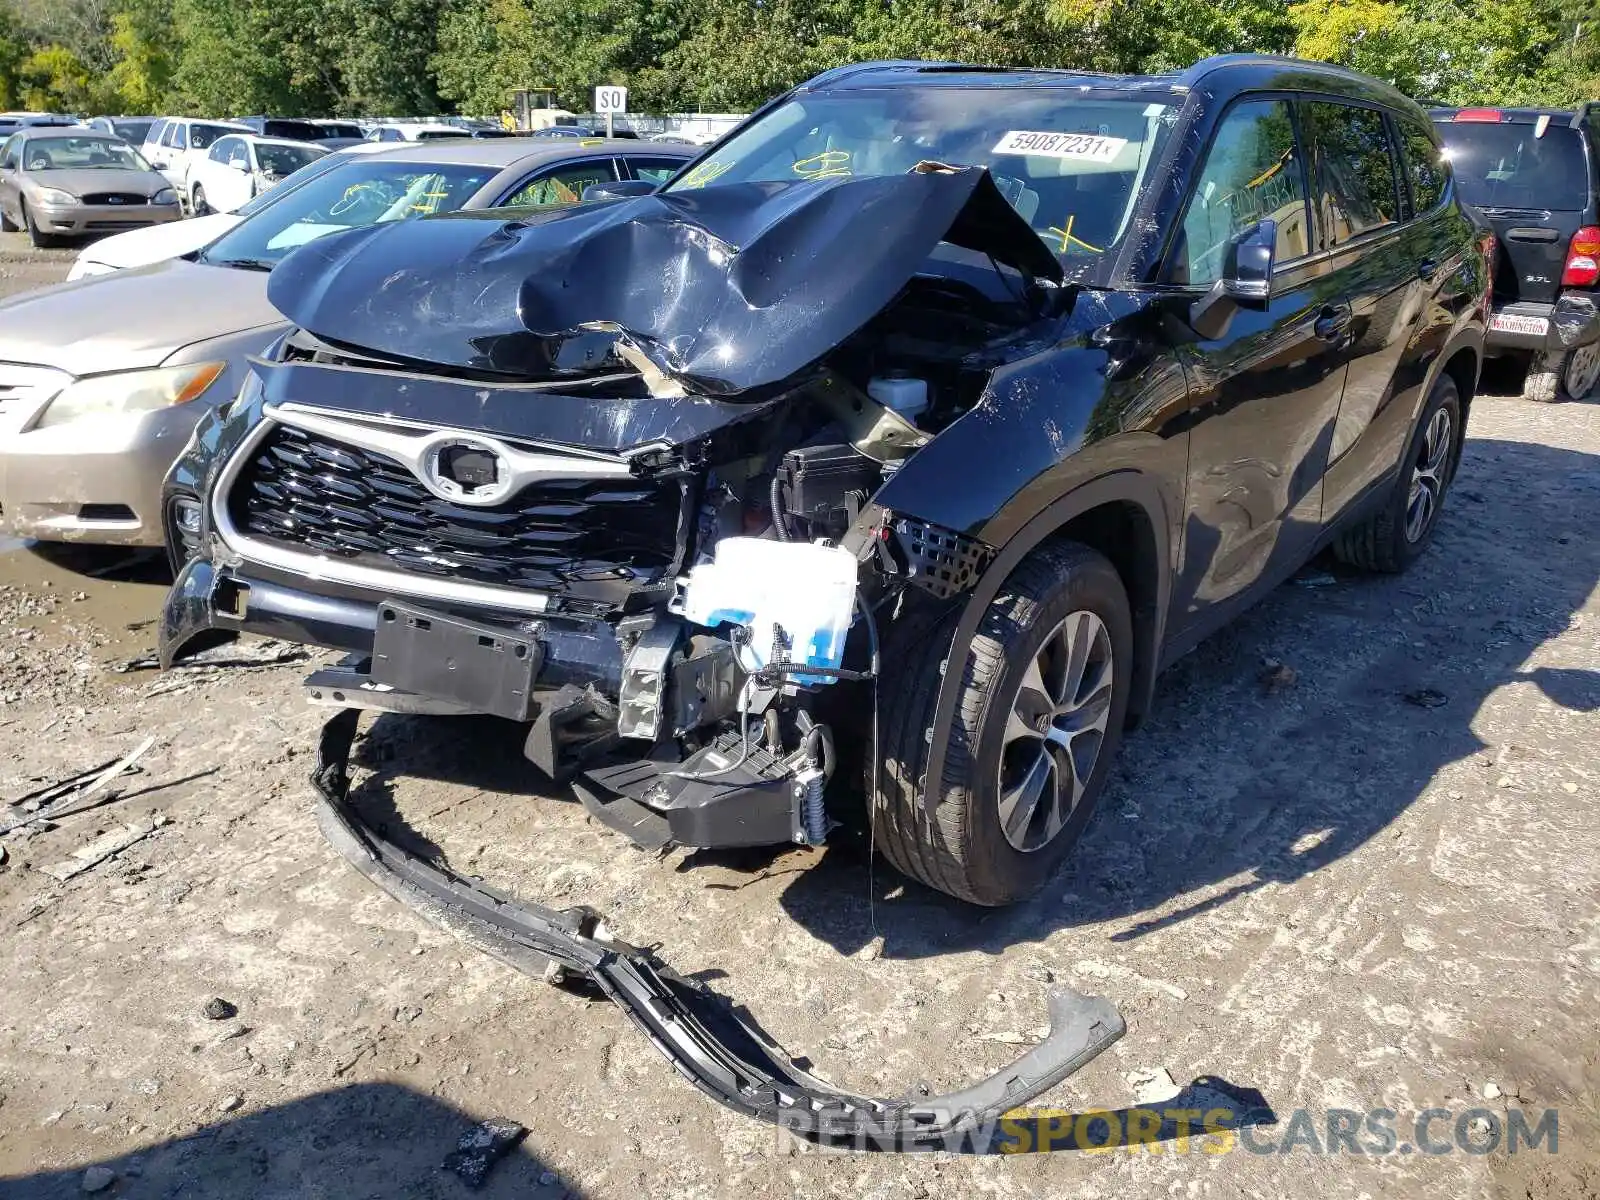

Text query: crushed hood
(267, 168), (1064, 394)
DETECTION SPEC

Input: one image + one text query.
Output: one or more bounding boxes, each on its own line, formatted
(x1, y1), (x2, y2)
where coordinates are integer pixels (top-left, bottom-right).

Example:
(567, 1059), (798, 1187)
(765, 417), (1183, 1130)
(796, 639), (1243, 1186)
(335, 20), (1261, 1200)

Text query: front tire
(191, 184), (210, 217)
(1333, 374), (1461, 573)
(873, 542), (1133, 906)
(22, 200), (61, 249)
(0, 203), (16, 233)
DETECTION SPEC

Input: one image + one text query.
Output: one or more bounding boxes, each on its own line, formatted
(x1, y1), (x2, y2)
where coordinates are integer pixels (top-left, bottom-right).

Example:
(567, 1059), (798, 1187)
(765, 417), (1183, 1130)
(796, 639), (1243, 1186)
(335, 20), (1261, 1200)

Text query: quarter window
(1178, 99), (1311, 286)
(1303, 102), (1400, 243)
(627, 157), (685, 185)
(1399, 119), (1447, 214)
(165, 122), (187, 150)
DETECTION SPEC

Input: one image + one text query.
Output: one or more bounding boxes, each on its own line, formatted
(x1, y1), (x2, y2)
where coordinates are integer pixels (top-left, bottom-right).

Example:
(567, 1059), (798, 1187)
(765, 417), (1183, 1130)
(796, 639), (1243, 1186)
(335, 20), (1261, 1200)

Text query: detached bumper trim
(311, 708), (1126, 1149)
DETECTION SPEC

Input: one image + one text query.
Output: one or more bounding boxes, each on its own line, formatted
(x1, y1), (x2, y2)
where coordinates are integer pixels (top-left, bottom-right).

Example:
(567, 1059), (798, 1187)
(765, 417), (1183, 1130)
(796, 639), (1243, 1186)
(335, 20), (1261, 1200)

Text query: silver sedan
(0, 129), (181, 247)
(0, 138), (693, 548)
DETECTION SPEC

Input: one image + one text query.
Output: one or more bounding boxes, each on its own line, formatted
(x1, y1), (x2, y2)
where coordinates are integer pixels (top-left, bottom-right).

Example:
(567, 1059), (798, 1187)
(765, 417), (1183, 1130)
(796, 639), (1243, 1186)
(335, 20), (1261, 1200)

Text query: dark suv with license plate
(162, 55), (1488, 911)
(1433, 105), (1600, 401)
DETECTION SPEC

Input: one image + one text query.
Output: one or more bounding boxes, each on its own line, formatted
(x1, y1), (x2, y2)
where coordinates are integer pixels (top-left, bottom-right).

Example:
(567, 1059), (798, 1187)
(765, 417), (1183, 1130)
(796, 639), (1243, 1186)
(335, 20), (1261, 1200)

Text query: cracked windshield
(669, 89), (1176, 279)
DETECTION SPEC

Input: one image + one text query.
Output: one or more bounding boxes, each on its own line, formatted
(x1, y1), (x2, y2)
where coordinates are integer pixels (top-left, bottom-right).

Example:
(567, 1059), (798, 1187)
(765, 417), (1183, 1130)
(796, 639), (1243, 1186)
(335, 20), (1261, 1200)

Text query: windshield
(22, 136), (153, 172)
(256, 142), (325, 177)
(668, 88), (1177, 276)
(1438, 123), (1590, 210)
(199, 158), (495, 268)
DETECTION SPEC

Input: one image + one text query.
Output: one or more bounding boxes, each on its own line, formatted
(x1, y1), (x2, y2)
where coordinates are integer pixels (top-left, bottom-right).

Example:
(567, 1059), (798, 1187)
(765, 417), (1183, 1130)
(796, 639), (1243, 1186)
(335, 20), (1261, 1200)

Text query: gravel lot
(0, 233), (1597, 1199)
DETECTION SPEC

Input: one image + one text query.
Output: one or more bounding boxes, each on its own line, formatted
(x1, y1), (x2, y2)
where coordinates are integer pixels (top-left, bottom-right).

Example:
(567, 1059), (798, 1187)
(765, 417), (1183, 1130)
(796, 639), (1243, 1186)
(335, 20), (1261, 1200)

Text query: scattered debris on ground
(37, 814), (166, 882)
(441, 1117), (528, 1189)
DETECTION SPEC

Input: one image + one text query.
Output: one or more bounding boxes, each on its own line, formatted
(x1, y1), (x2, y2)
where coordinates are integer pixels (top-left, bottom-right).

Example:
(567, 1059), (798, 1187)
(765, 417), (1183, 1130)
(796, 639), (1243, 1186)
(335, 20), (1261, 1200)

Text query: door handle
(1314, 305), (1352, 341)
(1418, 259), (1439, 282)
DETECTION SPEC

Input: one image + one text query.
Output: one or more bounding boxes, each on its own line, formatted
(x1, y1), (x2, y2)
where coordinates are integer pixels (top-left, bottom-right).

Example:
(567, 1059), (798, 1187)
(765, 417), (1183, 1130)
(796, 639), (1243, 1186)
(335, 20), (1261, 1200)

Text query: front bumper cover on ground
(311, 708), (1127, 1150)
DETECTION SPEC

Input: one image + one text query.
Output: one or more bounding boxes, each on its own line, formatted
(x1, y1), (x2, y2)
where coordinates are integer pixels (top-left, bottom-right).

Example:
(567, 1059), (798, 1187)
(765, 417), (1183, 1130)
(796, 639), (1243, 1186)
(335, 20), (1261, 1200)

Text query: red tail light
(1454, 108), (1504, 122)
(1563, 226), (1600, 287)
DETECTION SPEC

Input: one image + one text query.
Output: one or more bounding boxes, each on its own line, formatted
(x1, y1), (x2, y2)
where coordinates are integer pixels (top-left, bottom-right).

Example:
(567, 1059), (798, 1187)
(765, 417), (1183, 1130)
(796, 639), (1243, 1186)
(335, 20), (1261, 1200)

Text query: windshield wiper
(210, 256), (276, 272)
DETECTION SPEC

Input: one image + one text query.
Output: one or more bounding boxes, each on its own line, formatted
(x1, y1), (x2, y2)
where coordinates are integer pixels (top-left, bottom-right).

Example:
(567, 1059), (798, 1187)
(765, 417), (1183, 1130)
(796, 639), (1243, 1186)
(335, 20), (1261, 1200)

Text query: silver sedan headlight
(152, 187), (179, 205)
(34, 186), (76, 206)
(34, 362), (227, 430)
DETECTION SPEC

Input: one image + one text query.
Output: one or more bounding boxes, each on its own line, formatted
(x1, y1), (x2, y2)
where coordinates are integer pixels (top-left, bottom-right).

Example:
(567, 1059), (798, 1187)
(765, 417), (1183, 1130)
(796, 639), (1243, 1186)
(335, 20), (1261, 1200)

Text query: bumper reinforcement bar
(311, 708), (1126, 1150)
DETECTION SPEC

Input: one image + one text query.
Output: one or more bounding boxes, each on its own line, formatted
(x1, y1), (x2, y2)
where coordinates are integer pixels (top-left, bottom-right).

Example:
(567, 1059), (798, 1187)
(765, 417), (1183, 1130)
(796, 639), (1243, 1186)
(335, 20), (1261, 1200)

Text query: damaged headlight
(34, 362), (227, 429)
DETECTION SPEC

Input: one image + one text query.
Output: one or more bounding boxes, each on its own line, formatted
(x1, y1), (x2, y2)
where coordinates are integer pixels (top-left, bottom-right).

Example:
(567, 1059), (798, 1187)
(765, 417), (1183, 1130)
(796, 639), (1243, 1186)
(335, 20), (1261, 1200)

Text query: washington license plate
(1489, 313), (1550, 337)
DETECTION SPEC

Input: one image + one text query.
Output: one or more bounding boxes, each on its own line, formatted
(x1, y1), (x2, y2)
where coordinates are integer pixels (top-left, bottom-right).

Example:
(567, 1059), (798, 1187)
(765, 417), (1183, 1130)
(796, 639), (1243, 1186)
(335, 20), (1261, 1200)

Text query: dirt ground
(1, 236), (1597, 1200)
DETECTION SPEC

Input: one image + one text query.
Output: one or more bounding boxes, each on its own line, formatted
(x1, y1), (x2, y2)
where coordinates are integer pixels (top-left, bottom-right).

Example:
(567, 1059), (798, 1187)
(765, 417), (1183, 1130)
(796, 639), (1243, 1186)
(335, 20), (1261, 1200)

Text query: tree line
(0, 0), (1594, 119)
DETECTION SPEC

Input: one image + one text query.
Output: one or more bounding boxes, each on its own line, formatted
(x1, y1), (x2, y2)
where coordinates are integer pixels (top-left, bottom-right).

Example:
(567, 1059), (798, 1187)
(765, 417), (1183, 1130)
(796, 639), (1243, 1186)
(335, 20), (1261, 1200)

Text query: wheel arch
(912, 469), (1173, 817)
(1435, 333), (1481, 465)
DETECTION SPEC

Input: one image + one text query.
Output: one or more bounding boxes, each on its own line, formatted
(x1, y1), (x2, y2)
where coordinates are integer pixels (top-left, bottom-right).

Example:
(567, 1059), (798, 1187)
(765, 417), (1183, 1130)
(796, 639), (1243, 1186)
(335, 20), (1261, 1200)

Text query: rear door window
(165, 122), (187, 150)
(1302, 102), (1401, 244)
(1437, 122), (1589, 211)
(1177, 99), (1312, 286)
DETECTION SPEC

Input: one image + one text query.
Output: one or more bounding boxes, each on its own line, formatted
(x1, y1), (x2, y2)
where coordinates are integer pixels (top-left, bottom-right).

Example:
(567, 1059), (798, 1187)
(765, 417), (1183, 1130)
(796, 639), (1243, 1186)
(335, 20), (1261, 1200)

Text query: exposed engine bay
(165, 166), (1076, 857)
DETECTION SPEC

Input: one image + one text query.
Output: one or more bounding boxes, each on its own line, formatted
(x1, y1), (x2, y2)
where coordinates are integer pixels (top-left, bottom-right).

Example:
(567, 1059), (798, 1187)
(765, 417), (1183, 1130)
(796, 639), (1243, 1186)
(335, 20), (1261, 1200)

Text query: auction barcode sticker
(992, 130), (1128, 162)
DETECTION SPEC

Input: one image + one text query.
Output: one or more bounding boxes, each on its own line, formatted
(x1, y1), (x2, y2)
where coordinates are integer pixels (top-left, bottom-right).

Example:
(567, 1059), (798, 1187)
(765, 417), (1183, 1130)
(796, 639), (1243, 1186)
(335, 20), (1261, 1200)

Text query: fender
(894, 468), (1175, 818)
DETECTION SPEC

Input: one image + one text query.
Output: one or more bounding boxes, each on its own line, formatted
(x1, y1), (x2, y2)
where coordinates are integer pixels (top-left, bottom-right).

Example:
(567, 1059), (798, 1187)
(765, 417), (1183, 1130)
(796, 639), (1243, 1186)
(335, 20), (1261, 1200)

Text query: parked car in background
(421, 126), (515, 139)
(186, 134), (328, 214)
(0, 128), (179, 246)
(1433, 105), (1600, 401)
(313, 120), (365, 141)
(66, 143), (391, 279)
(366, 122), (510, 143)
(232, 116), (356, 147)
(140, 117), (251, 203)
(0, 138), (693, 550)
(0, 113), (77, 137)
(160, 57), (1487, 919)
(86, 116), (156, 146)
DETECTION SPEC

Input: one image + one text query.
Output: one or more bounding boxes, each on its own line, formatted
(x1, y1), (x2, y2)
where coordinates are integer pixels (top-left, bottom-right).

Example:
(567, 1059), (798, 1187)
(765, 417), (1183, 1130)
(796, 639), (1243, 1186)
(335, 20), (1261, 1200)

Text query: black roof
(799, 54), (1428, 120)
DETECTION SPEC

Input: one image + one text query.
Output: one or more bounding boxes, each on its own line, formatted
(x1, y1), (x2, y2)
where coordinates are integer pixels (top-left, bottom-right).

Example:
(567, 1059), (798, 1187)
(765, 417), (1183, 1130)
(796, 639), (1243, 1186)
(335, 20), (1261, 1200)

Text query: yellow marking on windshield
(792, 150), (852, 180)
(678, 160), (732, 189)
(1045, 214), (1102, 254)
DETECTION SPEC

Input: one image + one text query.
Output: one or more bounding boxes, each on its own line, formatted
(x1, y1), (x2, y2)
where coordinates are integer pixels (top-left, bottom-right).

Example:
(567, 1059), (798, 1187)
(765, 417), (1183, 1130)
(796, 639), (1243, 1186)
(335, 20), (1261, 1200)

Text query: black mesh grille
(81, 193), (149, 206)
(228, 423), (684, 591)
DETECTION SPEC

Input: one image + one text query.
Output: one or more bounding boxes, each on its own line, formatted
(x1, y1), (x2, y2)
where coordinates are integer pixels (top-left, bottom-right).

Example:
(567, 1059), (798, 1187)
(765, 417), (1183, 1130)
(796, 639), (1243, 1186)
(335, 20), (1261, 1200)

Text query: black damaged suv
(1433, 104), (1600, 402)
(162, 55), (1489, 907)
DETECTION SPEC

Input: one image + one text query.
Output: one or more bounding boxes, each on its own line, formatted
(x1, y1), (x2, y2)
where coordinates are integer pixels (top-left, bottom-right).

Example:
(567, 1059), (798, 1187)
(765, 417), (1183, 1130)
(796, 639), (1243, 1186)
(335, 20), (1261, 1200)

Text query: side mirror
(1190, 219), (1277, 340)
(582, 178), (655, 202)
(229, 157), (249, 172)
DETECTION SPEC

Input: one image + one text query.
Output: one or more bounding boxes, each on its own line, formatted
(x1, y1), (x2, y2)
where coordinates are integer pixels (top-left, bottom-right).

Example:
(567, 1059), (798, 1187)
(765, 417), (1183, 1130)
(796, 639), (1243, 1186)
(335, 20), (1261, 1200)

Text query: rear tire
(191, 184), (210, 217)
(1333, 375), (1461, 573)
(872, 542), (1133, 906)
(1524, 345), (1600, 402)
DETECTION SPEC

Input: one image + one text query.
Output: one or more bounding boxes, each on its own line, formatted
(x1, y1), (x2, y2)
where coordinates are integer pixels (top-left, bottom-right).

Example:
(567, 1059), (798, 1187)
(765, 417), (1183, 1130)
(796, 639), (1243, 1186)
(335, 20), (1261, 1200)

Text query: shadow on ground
(0, 1083), (577, 1200)
(772, 435), (1600, 957)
